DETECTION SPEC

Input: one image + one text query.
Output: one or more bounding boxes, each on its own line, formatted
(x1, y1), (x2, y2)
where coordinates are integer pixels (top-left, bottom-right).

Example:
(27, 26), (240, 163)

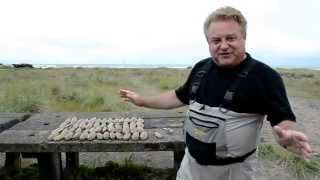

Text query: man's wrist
(276, 120), (296, 130)
(137, 98), (145, 107)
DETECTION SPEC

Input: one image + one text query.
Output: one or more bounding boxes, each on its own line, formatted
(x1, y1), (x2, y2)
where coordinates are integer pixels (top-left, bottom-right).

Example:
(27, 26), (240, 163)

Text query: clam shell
(96, 133), (104, 140)
(103, 132), (110, 139)
(123, 133), (130, 140)
(140, 131), (148, 140)
(131, 132), (140, 141)
(154, 132), (163, 139)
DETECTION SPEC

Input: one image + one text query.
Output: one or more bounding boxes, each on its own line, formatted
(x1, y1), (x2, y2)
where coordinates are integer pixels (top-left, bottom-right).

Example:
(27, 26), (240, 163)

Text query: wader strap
(190, 59), (256, 108)
(219, 60), (256, 111)
(211, 148), (256, 166)
(190, 60), (213, 102)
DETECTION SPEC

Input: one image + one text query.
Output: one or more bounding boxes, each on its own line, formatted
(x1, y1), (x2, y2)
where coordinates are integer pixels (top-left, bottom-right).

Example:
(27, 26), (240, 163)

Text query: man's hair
(204, 6), (247, 39)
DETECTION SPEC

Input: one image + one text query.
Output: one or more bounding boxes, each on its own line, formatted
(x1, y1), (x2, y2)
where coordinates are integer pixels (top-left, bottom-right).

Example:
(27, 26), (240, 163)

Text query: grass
(0, 68), (189, 113)
(1, 144), (319, 180)
(0, 163), (40, 180)
(0, 159), (176, 180)
(0, 68), (320, 112)
(278, 68), (320, 99)
(258, 144), (320, 179)
(1, 67), (320, 113)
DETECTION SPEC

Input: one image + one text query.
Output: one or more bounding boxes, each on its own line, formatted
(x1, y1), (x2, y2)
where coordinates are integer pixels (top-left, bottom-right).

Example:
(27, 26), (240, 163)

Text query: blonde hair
(204, 6), (247, 39)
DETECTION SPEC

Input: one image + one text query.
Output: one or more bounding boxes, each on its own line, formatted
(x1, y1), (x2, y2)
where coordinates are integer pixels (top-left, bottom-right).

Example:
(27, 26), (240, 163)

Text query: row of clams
(48, 116), (149, 141)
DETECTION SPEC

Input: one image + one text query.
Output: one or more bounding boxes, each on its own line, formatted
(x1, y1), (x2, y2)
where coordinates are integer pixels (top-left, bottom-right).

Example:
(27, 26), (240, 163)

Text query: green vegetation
(1, 67), (319, 113)
(278, 68), (320, 99)
(0, 164), (40, 180)
(258, 144), (320, 179)
(1, 144), (318, 180)
(0, 68), (189, 112)
(0, 159), (176, 180)
(0, 65), (12, 69)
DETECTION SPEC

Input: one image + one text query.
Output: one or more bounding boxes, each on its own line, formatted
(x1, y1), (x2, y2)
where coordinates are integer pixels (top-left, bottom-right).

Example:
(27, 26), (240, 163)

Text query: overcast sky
(0, 0), (319, 65)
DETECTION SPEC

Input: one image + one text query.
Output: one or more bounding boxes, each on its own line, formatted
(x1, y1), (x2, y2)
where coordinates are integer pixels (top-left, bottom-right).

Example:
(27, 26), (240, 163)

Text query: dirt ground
(0, 97), (319, 179)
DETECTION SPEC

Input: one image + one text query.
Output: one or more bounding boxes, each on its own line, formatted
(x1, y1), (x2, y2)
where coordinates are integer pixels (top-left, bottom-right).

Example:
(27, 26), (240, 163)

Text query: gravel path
(1, 97), (319, 179)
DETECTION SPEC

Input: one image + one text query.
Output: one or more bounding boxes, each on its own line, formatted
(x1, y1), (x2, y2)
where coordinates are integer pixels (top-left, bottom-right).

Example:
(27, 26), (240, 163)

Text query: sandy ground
(0, 97), (319, 179)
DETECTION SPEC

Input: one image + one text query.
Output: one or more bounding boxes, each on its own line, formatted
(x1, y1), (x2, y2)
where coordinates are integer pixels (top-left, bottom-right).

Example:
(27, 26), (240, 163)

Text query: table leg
(64, 152), (79, 179)
(4, 152), (21, 173)
(37, 152), (62, 180)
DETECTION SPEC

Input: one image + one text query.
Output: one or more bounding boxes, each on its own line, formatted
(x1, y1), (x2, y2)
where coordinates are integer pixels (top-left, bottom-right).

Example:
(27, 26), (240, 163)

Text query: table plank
(0, 112), (185, 152)
(0, 113), (30, 132)
(0, 128), (184, 152)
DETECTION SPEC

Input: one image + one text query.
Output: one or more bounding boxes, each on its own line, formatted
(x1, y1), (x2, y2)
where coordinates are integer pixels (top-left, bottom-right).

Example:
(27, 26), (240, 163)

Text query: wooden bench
(0, 111), (186, 180)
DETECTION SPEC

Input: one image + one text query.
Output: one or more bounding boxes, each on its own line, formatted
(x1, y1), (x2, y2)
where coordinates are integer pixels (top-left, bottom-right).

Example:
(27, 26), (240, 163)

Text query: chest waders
(184, 59), (264, 166)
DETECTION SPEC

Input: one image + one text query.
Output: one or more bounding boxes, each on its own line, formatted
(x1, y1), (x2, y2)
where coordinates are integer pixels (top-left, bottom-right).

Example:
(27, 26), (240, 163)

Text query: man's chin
(214, 59), (235, 68)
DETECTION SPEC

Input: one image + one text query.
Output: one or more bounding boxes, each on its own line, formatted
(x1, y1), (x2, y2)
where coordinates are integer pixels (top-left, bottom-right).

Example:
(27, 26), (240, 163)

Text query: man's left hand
(273, 125), (313, 159)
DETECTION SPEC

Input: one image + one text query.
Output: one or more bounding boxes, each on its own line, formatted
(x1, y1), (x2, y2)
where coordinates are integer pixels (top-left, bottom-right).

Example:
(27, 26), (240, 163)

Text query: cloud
(0, 0), (319, 65)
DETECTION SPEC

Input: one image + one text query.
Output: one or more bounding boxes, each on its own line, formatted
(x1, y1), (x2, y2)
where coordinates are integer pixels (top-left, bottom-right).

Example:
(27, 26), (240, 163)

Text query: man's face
(206, 19), (246, 68)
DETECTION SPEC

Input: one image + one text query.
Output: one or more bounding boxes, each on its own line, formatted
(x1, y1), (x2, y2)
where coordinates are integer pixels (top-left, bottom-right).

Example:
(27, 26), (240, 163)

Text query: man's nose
(220, 40), (229, 49)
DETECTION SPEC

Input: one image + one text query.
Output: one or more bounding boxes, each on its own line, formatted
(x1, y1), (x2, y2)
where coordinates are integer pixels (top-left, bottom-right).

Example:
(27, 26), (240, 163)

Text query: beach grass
(0, 68), (189, 112)
(258, 144), (320, 179)
(279, 68), (320, 99)
(1, 67), (320, 113)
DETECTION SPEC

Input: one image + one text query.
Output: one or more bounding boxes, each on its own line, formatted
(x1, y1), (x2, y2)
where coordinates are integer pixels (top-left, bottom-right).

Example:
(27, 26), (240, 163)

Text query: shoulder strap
(221, 60), (256, 110)
(190, 59), (212, 101)
(190, 58), (256, 107)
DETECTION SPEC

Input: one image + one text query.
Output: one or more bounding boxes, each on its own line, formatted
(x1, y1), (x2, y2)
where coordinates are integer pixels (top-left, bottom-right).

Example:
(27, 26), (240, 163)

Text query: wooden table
(0, 111), (186, 180)
(0, 113), (30, 173)
(0, 113), (30, 133)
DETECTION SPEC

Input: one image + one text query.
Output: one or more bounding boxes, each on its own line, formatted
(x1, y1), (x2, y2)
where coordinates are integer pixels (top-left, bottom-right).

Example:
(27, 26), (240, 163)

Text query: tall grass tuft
(258, 144), (320, 179)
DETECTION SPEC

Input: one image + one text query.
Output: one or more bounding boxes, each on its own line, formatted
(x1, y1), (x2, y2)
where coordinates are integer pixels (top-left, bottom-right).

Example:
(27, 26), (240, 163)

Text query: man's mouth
(219, 52), (230, 55)
(219, 53), (231, 57)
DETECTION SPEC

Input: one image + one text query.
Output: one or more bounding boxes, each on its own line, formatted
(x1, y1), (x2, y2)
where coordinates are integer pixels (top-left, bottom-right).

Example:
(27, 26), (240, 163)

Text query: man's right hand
(119, 89), (184, 109)
(119, 89), (144, 107)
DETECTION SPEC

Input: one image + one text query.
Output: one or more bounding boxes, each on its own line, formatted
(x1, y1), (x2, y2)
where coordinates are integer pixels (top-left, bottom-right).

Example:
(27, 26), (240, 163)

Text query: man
(119, 6), (312, 180)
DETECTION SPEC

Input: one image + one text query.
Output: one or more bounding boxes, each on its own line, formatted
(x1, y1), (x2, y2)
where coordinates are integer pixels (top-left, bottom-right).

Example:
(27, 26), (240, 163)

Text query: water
(33, 64), (192, 69)
(32, 64), (320, 70)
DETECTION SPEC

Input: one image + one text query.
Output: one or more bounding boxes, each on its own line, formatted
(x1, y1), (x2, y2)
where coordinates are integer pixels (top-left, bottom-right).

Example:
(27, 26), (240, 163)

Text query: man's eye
(211, 39), (220, 44)
(226, 37), (236, 42)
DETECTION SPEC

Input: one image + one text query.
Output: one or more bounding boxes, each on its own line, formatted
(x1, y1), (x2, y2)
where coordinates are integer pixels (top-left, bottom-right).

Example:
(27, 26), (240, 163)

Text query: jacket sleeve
(264, 68), (296, 126)
(175, 71), (192, 105)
